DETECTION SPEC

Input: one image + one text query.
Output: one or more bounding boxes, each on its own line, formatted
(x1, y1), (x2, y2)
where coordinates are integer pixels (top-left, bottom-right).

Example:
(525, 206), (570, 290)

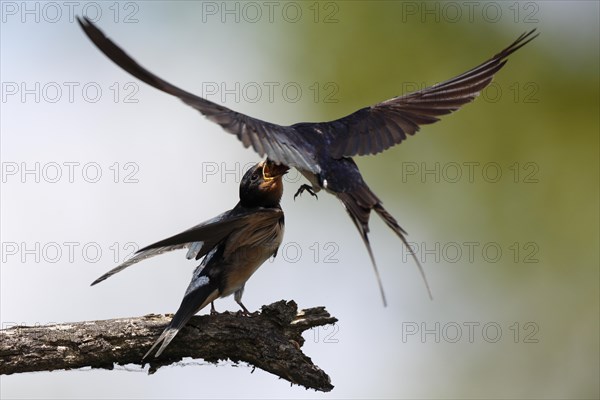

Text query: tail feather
(374, 204), (433, 300)
(337, 192), (388, 306)
(143, 272), (220, 360)
(143, 327), (180, 360)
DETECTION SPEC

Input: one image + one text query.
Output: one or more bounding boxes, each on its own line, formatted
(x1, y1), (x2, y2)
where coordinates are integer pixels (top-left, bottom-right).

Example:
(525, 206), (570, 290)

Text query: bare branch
(0, 300), (336, 392)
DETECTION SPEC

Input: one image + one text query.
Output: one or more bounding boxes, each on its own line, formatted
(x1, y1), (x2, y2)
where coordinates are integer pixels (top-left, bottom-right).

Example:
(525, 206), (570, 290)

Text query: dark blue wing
(77, 17), (318, 175)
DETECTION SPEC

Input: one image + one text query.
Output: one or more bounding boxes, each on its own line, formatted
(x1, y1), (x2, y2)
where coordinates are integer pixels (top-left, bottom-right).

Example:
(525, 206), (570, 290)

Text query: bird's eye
(251, 174), (259, 181)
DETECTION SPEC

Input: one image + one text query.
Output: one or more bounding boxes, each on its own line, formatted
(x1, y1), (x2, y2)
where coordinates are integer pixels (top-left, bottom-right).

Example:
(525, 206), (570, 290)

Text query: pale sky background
(1, 1), (598, 399)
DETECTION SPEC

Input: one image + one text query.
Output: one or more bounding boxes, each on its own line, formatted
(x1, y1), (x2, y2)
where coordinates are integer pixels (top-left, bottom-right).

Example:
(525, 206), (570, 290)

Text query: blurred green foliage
(270, 2), (598, 397)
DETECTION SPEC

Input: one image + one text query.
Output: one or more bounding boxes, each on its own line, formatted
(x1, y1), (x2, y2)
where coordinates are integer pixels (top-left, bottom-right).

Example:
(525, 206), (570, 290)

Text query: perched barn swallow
(78, 17), (537, 305)
(92, 160), (288, 358)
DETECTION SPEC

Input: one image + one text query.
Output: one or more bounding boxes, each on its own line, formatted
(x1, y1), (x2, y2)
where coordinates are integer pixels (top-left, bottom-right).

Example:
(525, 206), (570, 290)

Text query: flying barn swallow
(78, 17), (537, 304)
(92, 160), (288, 358)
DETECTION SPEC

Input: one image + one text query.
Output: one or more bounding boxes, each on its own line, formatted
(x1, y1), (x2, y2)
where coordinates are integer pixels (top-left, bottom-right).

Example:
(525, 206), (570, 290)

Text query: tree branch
(0, 300), (336, 392)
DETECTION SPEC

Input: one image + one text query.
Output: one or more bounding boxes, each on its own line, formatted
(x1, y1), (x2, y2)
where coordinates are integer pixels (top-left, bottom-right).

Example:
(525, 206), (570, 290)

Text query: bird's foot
(210, 302), (218, 316)
(236, 301), (250, 316)
(294, 184), (318, 200)
(236, 309), (260, 317)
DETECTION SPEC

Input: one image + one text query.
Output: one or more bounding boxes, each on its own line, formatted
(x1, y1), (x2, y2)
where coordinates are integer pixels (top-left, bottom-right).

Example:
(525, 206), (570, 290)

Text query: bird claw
(235, 301), (252, 316)
(236, 309), (260, 317)
(294, 184), (318, 200)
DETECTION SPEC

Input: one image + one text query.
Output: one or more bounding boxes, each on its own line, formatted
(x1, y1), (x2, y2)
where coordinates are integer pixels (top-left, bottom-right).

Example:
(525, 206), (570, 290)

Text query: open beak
(261, 160), (289, 181)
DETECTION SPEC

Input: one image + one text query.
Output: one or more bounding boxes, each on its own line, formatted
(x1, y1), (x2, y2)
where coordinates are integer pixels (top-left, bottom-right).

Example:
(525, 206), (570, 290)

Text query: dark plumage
(92, 160), (287, 358)
(78, 17), (537, 304)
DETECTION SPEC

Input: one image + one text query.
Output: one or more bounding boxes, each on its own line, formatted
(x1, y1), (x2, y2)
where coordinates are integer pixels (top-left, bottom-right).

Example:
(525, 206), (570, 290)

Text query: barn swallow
(92, 160), (287, 358)
(78, 17), (538, 305)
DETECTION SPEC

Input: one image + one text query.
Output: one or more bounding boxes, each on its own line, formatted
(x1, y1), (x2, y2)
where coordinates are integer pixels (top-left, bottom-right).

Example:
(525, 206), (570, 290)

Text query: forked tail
(374, 204), (433, 300)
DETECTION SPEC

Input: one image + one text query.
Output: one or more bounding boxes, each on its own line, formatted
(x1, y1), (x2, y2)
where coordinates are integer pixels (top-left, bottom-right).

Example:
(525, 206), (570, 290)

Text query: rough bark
(0, 300), (336, 392)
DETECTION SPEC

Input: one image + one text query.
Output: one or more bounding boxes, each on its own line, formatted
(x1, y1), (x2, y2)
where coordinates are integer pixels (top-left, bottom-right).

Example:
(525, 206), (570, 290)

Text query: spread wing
(317, 29), (538, 158)
(77, 17), (318, 174)
(91, 208), (282, 285)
